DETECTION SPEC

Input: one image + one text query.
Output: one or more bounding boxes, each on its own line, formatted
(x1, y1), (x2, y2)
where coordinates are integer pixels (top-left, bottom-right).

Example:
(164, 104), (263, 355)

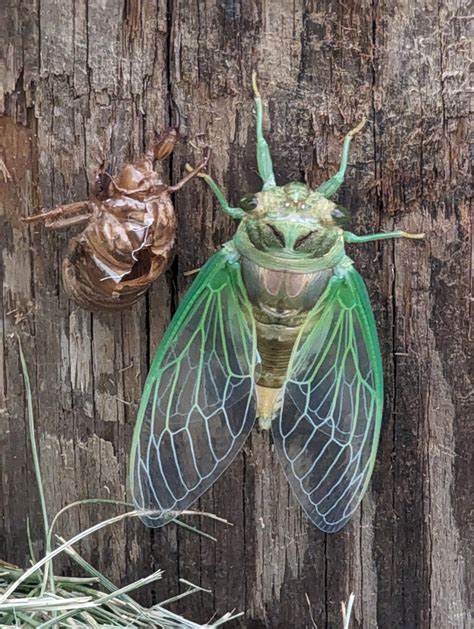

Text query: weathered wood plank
(0, 0), (471, 626)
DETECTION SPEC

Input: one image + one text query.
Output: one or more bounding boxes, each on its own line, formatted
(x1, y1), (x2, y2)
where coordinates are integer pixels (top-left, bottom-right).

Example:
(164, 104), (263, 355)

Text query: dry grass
(0, 338), (242, 627)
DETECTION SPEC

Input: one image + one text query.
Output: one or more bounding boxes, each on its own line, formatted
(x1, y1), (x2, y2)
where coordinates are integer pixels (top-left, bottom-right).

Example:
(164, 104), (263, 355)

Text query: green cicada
(129, 75), (423, 533)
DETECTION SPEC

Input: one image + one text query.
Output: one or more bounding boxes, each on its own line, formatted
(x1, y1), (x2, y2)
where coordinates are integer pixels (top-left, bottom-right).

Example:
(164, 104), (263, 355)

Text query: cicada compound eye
(239, 194), (258, 212)
(331, 206), (351, 226)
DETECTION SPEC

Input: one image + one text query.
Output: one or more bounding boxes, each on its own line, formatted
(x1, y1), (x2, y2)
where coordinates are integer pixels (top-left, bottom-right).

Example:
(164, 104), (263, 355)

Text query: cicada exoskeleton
(24, 124), (207, 312)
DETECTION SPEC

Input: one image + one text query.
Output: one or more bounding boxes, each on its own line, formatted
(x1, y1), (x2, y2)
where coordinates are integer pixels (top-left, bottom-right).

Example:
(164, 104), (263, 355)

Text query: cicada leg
(185, 163), (244, 220)
(148, 127), (179, 162)
(344, 230), (425, 243)
(168, 149), (210, 192)
(147, 100), (182, 162)
(23, 200), (92, 230)
(316, 119), (367, 198)
(252, 72), (276, 191)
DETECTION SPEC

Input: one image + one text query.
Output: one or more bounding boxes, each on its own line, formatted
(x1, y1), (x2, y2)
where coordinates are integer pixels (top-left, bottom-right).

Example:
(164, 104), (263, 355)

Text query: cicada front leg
(148, 127), (179, 162)
(168, 148), (210, 192)
(252, 72), (276, 191)
(316, 118), (367, 198)
(23, 200), (92, 230)
(147, 99), (182, 162)
(184, 161), (245, 219)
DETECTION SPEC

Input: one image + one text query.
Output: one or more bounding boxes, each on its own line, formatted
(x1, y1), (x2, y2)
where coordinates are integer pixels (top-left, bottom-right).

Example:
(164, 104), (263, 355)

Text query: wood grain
(0, 1), (471, 626)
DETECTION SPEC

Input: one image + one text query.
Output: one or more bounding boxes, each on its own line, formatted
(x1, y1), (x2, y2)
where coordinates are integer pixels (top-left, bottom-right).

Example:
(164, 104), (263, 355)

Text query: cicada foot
(399, 231), (425, 239)
(23, 200), (92, 230)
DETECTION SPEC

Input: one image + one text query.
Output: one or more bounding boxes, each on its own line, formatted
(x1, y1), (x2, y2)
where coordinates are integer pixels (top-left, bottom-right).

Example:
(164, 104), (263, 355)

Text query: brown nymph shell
(24, 129), (207, 312)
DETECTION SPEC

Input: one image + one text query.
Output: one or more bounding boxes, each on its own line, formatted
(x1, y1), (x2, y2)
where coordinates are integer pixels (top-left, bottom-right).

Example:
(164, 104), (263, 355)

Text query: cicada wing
(130, 246), (256, 527)
(273, 264), (383, 533)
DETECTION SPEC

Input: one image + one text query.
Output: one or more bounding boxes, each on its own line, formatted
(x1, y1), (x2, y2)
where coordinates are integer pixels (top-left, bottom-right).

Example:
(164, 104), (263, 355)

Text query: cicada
(130, 75), (423, 532)
(24, 122), (207, 312)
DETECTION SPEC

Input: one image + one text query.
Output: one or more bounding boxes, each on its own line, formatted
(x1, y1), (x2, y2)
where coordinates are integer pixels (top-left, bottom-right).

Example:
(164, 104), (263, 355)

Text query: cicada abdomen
(24, 126), (207, 312)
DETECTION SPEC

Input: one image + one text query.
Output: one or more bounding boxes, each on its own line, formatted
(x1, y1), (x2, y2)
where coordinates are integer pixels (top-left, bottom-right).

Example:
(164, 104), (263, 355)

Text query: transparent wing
(273, 263), (383, 533)
(130, 246), (256, 527)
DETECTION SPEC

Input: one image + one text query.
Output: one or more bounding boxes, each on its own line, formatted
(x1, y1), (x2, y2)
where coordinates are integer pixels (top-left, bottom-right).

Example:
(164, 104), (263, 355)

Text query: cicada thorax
(240, 258), (332, 425)
(63, 192), (176, 312)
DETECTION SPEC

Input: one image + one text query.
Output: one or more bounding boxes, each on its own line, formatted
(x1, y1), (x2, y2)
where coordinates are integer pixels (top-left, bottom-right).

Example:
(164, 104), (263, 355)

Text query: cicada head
(236, 181), (349, 259)
(195, 75), (363, 263)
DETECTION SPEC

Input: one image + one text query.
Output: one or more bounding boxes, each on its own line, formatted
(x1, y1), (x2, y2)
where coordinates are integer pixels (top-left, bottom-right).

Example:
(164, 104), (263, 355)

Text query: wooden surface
(0, 1), (471, 626)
